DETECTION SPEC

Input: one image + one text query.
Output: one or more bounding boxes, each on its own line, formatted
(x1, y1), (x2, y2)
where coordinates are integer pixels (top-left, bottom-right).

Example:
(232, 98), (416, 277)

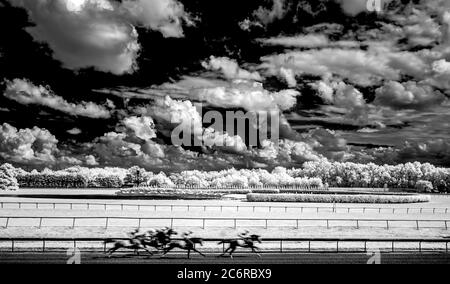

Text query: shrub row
(246, 193), (431, 204)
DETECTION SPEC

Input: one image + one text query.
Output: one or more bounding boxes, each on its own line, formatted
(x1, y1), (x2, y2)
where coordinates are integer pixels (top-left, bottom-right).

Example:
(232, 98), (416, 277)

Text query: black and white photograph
(0, 0), (450, 269)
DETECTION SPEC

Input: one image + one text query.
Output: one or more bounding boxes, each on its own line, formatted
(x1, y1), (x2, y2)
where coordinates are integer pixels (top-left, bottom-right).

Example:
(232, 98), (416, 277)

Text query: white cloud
(196, 80), (300, 112)
(67, 128), (82, 135)
(8, 0), (189, 74)
(0, 123), (59, 165)
(202, 56), (262, 81)
(123, 116), (157, 141)
(122, 0), (191, 38)
(253, 0), (287, 26)
(259, 34), (330, 48)
(4, 79), (111, 119)
(432, 59), (450, 75)
(260, 48), (400, 87)
(374, 81), (447, 109)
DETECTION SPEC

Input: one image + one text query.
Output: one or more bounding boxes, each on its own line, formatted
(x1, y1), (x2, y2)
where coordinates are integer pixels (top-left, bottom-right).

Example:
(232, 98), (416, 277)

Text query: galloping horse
(218, 232), (262, 258)
(162, 232), (206, 259)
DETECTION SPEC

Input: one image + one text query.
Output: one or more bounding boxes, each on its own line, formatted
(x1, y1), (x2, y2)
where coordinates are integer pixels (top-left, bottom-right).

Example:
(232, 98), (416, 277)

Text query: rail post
(72, 218), (76, 229)
(39, 218), (43, 229)
(234, 219), (237, 229)
(138, 218), (142, 229)
(280, 240), (283, 253)
(170, 218), (174, 229)
(336, 241), (339, 253)
(327, 220), (330, 229)
(392, 241), (395, 252)
(11, 240), (14, 252)
(265, 219), (268, 229)
(43, 240), (45, 252)
(416, 220), (420, 230)
(5, 217), (9, 228)
(105, 218), (109, 229)
(202, 219), (206, 229)
(296, 219), (299, 229)
(445, 221), (448, 230)
(0, 202), (3, 209)
(386, 220), (389, 230)
(356, 220), (359, 229)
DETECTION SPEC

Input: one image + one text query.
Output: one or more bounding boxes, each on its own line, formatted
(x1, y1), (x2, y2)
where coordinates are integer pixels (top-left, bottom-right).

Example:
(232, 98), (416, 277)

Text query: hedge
(246, 193), (431, 204)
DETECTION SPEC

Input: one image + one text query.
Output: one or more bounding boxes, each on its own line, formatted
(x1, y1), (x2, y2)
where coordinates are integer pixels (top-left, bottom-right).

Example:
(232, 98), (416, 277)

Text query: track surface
(1, 252), (449, 264)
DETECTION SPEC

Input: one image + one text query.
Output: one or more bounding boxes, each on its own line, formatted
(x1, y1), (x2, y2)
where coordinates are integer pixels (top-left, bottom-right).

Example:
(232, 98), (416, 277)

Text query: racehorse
(105, 238), (155, 257)
(218, 233), (262, 258)
(162, 232), (206, 259)
(140, 228), (177, 251)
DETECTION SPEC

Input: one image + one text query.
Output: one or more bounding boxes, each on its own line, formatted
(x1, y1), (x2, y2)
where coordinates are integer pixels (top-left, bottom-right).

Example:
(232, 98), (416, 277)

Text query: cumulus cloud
(254, 139), (324, 165)
(4, 79), (111, 119)
(432, 59), (450, 75)
(253, 0), (287, 26)
(122, 116), (157, 141)
(196, 80), (299, 112)
(0, 123), (59, 165)
(145, 95), (203, 137)
(8, 0), (189, 74)
(202, 56), (262, 81)
(310, 77), (368, 123)
(122, 0), (191, 38)
(374, 81), (447, 110)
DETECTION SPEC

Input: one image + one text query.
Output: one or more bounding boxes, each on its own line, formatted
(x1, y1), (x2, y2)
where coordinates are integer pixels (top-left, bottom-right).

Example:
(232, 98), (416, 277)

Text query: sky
(0, 0), (449, 172)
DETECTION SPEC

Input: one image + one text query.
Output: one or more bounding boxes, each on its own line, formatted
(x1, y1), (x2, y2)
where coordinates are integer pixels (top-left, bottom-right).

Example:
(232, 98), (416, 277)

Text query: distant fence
(1, 216), (450, 230)
(0, 237), (449, 254)
(1, 201), (449, 215)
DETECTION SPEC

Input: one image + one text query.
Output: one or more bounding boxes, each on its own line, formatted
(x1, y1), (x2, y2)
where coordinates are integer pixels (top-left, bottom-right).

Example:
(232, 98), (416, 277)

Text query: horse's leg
(228, 246), (236, 259)
(193, 247), (206, 257)
(251, 247), (261, 258)
(187, 249), (191, 259)
(162, 244), (175, 256)
(107, 244), (120, 258)
(218, 246), (231, 257)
